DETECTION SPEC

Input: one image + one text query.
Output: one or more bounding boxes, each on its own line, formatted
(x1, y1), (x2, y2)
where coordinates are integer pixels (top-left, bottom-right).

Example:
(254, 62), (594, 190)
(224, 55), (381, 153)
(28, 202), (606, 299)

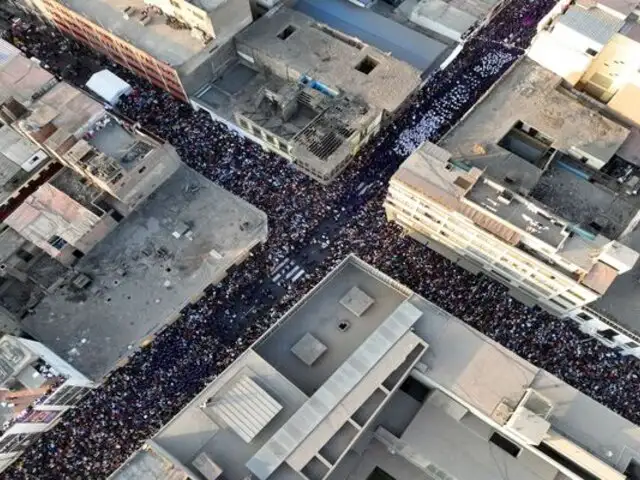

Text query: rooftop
(530, 159), (637, 239)
(293, 0), (448, 72)
(593, 227), (640, 334)
(118, 256), (640, 480)
(21, 166), (267, 379)
(57, 0), (210, 66)
(440, 58), (629, 173)
(234, 7), (422, 114)
(110, 447), (187, 480)
(85, 117), (155, 170)
(196, 64), (380, 175)
(0, 125), (43, 203)
(24, 81), (105, 139)
(0, 54), (56, 106)
(556, 5), (625, 46)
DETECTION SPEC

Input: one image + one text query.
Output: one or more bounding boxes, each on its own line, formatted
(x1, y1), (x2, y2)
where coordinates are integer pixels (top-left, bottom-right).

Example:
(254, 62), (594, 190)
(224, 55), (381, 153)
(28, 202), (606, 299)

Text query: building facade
(0, 335), (95, 472)
(25, 0), (253, 101)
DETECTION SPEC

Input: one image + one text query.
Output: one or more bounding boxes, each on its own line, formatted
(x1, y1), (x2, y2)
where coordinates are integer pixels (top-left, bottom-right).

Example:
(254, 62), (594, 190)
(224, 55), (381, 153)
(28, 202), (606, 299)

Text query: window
(265, 133), (276, 145)
(170, 0), (181, 8)
(48, 235), (68, 250)
(238, 118), (249, 129)
(15, 249), (34, 263)
(355, 56), (379, 75)
(277, 25), (297, 40)
(72, 249), (85, 259)
(111, 172), (124, 185)
(597, 328), (618, 340)
(625, 341), (640, 349)
(586, 48), (597, 56)
(399, 376), (431, 402)
(489, 432), (522, 458)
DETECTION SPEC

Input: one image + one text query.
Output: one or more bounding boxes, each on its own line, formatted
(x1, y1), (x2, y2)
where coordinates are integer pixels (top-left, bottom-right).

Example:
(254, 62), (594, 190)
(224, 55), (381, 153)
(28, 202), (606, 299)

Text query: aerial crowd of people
(4, 0), (640, 478)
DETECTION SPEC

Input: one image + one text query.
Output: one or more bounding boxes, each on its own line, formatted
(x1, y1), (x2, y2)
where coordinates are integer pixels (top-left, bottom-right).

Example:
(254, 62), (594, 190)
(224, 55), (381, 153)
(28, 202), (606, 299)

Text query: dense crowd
(4, 1), (640, 478)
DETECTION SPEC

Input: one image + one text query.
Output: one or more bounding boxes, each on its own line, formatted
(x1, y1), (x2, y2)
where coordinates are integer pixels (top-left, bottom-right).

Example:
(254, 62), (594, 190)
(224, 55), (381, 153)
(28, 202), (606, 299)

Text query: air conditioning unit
(122, 6), (136, 20)
(498, 190), (514, 205)
(21, 150), (48, 172)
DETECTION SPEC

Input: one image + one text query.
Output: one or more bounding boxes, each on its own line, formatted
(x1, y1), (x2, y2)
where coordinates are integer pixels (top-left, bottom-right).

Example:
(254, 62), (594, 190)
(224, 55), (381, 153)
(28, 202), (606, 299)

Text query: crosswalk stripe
(285, 266), (301, 280)
(292, 269), (305, 282)
(270, 258), (290, 275)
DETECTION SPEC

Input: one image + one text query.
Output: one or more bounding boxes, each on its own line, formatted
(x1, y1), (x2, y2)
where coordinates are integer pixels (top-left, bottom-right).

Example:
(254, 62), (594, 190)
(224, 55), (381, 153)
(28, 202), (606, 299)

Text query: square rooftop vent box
(340, 286), (374, 317)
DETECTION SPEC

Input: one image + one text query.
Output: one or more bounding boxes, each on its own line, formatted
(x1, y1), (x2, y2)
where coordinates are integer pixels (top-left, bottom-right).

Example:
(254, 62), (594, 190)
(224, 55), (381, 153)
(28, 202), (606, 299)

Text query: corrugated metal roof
(246, 300), (422, 479)
(557, 6), (624, 46)
(209, 376), (282, 444)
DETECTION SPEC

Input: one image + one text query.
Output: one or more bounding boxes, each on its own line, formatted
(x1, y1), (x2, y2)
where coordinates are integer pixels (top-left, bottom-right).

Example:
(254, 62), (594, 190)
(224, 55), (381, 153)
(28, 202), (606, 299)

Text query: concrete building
(192, 6), (422, 183)
(0, 41), (268, 378)
(24, 0), (253, 100)
(402, 0), (503, 42)
(21, 165), (268, 379)
(0, 334), (95, 472)
(0, 40), (182, 267)
(110, 255), (640, 480)
(385, 59), (640, 320)
(292, 0), (450, 71)
(529, 0), (640, 127)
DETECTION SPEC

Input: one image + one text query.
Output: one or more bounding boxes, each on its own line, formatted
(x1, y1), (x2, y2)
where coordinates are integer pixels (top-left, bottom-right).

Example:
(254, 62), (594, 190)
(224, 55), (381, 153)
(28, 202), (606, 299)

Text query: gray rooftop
(234, 7), (422, 114)
(293, 0), (448, 72)
(440, 58), (629, 171)
(254, 258), (411, 396)
(0, 53), (56, 105)
(86, 118), (155, 170)
(557, 5), (625, 46)
(110, 448), (187, 480)
(593, 227), (640, 335)
(121, 255), (640, 480)
(58, 0), (209, 65)
(530, 159), (637, 239)
(21, 166), (267, 379)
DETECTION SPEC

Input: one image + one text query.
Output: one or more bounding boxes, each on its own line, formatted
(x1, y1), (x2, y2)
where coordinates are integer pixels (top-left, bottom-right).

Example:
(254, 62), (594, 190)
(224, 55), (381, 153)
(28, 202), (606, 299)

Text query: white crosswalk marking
(270, 257), (306, 287)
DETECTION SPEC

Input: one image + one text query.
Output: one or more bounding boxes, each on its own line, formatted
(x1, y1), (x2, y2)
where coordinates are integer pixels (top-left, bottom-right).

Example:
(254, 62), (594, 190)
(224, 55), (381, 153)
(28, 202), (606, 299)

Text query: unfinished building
(193, 6), (422, 183)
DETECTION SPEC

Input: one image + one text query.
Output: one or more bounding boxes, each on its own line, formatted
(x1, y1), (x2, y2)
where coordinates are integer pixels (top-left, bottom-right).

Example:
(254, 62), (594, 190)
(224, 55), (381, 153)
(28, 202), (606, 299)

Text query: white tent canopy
(85, 70), (132, 105)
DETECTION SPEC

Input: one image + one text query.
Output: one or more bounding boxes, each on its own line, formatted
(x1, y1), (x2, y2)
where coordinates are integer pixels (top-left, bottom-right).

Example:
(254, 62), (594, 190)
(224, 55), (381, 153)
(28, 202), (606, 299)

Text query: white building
(0, 335), (95, 472)
(110, 255), (640, 480)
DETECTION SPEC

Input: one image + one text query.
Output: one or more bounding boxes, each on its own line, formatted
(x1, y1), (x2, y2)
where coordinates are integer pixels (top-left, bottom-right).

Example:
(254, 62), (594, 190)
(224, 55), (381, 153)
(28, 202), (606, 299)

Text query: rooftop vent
(355, 56), (379, 75)
(277, 25), (296, 40)
(498, 190), (514, 205)
(122, 6), (136, 20)
(337, 320), (351, 332)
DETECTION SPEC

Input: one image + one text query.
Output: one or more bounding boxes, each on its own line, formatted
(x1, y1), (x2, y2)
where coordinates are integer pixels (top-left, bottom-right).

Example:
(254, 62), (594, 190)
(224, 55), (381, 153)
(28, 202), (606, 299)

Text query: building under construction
(193, 6), (422, 184)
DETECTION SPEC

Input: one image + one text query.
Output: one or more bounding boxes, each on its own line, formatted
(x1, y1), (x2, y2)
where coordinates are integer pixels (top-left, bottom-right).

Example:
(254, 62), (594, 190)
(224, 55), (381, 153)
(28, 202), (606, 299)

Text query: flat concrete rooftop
(58, 0), (207, 65)
(235, 7), (422, 114)
(440, 58), (629, 175)
(126, 255), (640, 480)
(110, 447), (187, 480)
(0, 53), (55, 105)
(294, 0), (448, 72)
(254, 258), (411, 396)
(21, 165), (267, 379)
(87, 118), (155, 170)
